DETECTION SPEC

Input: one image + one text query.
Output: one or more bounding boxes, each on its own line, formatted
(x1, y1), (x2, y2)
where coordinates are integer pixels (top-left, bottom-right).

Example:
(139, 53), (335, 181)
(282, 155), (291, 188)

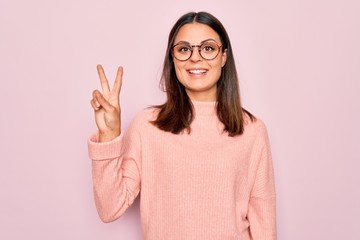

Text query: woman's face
(173, 22), (227, 102)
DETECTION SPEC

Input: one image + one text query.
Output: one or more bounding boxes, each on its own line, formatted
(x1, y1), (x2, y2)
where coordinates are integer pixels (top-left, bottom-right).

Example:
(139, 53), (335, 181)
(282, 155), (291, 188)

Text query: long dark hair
(152, 12), (255, 136)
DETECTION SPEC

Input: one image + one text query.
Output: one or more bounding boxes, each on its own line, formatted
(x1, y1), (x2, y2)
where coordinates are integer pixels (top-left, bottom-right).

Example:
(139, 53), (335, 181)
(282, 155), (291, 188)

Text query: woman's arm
(248, 124), (277, 240)
(88, 131), (141, 223)
(88, 65), (141, 222)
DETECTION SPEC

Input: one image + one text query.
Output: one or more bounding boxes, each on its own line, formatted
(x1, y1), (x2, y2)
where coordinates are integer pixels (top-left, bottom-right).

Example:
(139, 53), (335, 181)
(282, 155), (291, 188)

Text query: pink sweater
(88, 101), (276, 240)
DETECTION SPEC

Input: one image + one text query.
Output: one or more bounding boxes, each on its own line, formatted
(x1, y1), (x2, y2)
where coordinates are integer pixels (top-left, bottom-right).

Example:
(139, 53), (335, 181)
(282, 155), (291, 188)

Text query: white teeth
(189, 69), (206, 74)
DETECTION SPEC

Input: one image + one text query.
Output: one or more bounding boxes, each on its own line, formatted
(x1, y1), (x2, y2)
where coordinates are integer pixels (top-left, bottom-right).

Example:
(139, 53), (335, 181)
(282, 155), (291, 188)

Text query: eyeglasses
(171, 41), (223, 61)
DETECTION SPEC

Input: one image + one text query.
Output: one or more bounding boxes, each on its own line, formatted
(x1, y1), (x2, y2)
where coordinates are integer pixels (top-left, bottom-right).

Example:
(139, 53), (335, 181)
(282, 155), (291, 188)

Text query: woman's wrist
(98, 129), (121, 142)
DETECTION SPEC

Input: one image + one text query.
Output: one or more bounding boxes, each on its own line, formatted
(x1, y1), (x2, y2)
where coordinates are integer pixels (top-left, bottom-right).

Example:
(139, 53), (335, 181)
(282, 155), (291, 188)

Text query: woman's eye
(179, 46), (191, 52)
(203, 45), (215, 51)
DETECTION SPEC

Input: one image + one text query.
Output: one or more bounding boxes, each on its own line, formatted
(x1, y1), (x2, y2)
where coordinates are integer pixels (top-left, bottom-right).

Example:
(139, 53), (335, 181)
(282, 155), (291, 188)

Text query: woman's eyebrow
(174, 40), (190, 45)
(174, 38), (218, 45)
(201, 38), (217, 43)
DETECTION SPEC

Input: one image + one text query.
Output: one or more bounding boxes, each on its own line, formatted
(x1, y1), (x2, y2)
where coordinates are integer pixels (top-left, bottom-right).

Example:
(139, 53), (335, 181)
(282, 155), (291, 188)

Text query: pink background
(1, 0), (359, 239)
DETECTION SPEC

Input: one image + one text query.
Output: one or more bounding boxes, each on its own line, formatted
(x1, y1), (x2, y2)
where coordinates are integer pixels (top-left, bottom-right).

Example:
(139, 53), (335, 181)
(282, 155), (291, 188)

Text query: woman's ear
(221, 49), (227, 67)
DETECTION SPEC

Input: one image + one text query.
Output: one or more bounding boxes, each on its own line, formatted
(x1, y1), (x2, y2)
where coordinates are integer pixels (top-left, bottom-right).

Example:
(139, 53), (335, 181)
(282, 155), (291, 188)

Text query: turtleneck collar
(191, 101), (217, 116)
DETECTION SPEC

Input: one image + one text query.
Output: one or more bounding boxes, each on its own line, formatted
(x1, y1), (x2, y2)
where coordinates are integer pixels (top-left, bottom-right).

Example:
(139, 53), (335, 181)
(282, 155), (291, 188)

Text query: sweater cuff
(87, 131), (123, 161)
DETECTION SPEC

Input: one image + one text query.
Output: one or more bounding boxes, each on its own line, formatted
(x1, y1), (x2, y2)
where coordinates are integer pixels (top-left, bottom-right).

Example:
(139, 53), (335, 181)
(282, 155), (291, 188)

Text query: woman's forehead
(174, 22), (221, 44)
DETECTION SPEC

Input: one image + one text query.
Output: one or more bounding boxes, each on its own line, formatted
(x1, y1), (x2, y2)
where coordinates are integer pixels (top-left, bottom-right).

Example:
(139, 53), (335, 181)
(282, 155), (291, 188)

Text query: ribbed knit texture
(88, 101), (276, 240)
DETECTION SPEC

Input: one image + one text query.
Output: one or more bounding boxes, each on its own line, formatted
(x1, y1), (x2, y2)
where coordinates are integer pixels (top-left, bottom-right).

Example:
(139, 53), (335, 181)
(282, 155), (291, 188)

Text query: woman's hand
(90, 64), (123, 142)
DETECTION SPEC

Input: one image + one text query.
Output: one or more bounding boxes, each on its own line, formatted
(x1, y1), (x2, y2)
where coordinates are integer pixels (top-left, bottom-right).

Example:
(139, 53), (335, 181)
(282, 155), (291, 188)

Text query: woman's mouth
(188, 69), (207, 75)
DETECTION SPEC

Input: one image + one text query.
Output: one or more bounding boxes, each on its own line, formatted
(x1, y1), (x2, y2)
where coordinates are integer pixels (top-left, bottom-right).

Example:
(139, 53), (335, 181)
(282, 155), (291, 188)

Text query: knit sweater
(88, 101), (276, 240)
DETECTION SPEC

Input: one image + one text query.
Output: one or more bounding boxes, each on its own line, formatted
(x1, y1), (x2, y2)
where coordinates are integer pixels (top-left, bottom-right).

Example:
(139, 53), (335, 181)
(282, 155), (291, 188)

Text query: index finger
(97, 64), (110, 95)
(113, 66), (123, 95)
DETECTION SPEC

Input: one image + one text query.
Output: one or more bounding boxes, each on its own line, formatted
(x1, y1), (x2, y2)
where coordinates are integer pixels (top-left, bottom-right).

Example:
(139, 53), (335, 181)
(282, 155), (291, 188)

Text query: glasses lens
(200, 42), (220, 60)
(173, 44), (192, 61)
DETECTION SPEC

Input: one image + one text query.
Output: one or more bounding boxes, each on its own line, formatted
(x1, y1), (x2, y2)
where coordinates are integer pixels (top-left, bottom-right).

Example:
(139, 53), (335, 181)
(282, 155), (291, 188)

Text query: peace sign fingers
(97, 64), (110, 96)
(91, 65), (123, 141)
(112, 66), (123, 97)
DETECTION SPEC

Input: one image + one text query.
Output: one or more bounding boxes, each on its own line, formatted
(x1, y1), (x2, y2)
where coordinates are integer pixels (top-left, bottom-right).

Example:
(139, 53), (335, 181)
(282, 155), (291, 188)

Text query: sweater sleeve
(87, 127), (141, 223)
(247, 124), (277, 240)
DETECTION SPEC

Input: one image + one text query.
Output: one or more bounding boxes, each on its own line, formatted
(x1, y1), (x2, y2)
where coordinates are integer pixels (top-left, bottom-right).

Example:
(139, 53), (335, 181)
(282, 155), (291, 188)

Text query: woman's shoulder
(243, 113), (269, 140)
(134, 106), (159, 121)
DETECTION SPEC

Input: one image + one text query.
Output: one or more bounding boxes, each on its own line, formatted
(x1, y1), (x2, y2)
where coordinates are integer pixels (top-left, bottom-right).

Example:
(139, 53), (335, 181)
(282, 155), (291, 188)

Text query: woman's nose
(189, 47), (202, 62)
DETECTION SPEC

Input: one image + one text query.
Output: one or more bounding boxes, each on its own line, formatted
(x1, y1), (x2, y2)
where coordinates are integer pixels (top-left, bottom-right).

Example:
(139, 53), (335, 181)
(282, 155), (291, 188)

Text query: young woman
(89, 12), (276, 240)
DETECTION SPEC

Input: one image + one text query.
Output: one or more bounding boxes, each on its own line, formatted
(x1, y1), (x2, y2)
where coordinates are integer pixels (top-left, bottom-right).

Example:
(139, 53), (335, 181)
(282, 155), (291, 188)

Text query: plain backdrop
(1, 0), (359, 239)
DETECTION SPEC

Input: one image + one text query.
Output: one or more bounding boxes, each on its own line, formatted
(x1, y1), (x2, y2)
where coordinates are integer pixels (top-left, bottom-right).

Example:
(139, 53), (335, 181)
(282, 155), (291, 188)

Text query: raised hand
(90, 64), (123, 142)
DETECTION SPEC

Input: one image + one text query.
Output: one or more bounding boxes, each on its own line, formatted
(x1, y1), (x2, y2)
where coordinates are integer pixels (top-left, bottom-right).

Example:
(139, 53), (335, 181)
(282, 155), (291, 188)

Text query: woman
(89, 12), (276, 240)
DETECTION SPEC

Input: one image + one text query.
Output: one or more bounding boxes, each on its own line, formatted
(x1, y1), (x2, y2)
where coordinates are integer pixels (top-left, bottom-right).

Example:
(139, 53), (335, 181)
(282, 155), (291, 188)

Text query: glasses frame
(171, 41), (223, 61)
